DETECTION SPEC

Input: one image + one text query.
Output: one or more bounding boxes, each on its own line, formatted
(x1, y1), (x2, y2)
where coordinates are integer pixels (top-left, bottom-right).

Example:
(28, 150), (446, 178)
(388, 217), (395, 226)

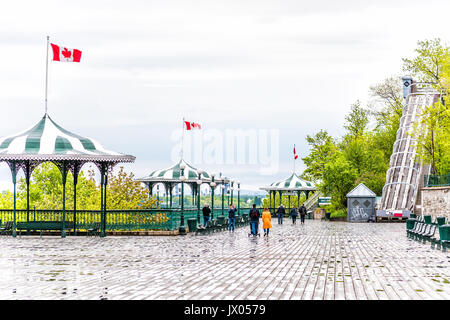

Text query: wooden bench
(16, 221), (74, 236)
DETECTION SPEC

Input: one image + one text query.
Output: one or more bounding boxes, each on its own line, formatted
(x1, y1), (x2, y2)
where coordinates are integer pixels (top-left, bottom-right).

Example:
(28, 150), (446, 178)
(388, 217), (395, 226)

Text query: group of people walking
(201, 203), (238, 231)
(201, 203), (308, 237)
(248, 204), (272, 237)
(276, 204), (307, 225)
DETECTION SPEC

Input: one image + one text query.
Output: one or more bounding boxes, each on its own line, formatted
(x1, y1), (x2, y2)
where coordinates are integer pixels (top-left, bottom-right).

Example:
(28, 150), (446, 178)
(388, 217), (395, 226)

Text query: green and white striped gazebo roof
(260, 173), (316, 192)
(0, 114), (135, 163)
(137, 159), (228, 184)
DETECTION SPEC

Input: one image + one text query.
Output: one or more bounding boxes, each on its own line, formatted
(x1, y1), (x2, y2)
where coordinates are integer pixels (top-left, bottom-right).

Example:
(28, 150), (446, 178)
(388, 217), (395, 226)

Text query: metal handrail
(424, 174), (450, 187)
(382, 181), (417, 193)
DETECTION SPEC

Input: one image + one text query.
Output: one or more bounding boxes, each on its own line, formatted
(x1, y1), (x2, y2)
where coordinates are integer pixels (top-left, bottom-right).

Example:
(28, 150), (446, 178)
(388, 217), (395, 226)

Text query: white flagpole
(181, 117), (185, 160)
(45, 35), (50, 115)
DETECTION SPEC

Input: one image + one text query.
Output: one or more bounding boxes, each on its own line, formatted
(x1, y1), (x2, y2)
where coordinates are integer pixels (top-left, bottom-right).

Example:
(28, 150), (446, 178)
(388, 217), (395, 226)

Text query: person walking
(228, 204), (237, 232)
(276, 204), (285, 224)
(299, 203), (307, 225)
(290, 207), (298, 225)
(262, 207), (272, 237)
(202, 204), (211, 227)
(248, 204), (260, 236)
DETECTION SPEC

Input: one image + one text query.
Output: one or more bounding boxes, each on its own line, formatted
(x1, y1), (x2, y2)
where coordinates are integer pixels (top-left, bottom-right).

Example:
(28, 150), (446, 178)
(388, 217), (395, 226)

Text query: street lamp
(156, 184), (160, 203)
(210, 172), (216, 220)
(230, 180), (234, 206)
(196, 169), (202, 223)
(237, 181), (241, 217)
(221, 181), (225, 216)
(179, 163), (186, 235)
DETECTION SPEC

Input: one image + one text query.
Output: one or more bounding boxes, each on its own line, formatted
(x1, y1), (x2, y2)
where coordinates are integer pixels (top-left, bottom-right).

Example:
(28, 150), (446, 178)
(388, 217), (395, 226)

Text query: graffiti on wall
(350, 206), (370, 221)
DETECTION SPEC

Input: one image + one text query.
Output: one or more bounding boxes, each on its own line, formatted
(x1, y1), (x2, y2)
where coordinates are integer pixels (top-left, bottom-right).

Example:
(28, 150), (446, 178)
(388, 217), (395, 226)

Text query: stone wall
(420, 186), (450, 220)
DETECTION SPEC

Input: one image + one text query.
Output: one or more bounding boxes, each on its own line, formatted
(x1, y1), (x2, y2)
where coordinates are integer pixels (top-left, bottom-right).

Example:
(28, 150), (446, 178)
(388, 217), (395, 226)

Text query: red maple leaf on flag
(62, 48), (72, 59)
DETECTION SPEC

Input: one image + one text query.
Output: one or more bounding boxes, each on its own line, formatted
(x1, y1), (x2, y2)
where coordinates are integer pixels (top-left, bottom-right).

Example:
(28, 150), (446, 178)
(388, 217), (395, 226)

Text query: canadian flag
(50, 43), (82, 62)
(185, 121), (201, 130)
(294, 145), (298, 160)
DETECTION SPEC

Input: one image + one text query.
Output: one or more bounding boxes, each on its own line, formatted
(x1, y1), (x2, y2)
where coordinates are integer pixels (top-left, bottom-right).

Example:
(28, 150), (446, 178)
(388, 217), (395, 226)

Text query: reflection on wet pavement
(0, 220), (448, 299)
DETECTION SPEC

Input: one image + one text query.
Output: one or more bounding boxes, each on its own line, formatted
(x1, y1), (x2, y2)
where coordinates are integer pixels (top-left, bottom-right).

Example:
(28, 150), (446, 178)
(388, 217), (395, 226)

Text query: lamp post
(221, 180), (225, 216)
(230, 180), (234, 206)
(196, 169), (202, 223)
(210, 172), (216, 220)
(179, 163), (186, 235)
(237, 181), (241, 217)
(156, 185), (160, 203)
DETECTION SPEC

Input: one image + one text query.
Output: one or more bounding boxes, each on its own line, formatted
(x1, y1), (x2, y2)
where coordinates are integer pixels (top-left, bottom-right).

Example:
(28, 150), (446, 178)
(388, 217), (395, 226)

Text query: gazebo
(136, 158), (241, 232)
(260, 173), (317, 213)
(137, 158), (215, 208)
(0, 113), (135, 237)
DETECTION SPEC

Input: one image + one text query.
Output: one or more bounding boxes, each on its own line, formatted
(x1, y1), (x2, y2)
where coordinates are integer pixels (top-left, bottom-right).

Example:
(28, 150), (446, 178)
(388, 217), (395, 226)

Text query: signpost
(318, 197), (331, 206)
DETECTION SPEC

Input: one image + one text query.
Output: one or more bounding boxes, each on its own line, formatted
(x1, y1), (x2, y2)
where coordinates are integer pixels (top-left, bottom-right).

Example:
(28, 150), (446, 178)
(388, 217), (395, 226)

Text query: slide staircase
(304, 191), (321, 212)
(378, 84), (440, 217)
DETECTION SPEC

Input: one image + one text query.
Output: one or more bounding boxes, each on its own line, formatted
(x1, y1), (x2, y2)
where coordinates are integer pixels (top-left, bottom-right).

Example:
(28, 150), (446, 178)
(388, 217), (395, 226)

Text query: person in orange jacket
(262, 208), (272, 237)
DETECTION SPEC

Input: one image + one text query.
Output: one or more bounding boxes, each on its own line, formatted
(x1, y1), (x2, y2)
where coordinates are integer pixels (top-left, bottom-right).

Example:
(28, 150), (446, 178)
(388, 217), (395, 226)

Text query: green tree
(301, 130), (337, 182)
(402, 38), (449, 83)
(342, 137), (367, 175)
(368, 76), (403, 164)
(107, 166), (158, 209)
(411, 101), (450, 175)
(0, 191), (14, 209)
(320, 152), (358, 209)
(343, 100), (369, 139)
(354, 172), (386, 196)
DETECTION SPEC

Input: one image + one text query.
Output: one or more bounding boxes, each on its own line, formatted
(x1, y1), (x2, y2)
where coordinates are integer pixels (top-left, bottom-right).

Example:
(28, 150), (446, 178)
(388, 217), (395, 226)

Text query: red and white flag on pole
(50, 43), (82, 62)
(184, 121), (202, 130)
(294, 145), (298, 159)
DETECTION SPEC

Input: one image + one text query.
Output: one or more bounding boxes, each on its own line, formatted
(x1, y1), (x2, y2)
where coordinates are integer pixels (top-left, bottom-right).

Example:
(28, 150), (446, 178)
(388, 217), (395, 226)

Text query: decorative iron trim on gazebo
(136, 158), (233, 207)
(0, 113), (135, 237)
(260, 173), (317, 213)
(136, 158), (242, 231)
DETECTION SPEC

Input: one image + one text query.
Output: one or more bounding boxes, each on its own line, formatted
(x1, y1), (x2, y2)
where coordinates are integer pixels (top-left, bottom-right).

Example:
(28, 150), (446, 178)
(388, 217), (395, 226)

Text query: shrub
(331, 209), (347, 219)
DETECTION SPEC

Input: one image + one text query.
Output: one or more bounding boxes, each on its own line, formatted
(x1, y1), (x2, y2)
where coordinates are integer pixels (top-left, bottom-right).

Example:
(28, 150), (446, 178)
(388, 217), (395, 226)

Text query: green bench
(86, 222), (101, 236)
(408, 216), (436, 241)
(408, 215), (449, 251)
(16, 221), (75, 236)
(194, 215), (248, 235)
(195, 220), (214, 235)
(235, 216), (242, 227)
(0, 221), (13, 235)
(407, 216), (425, 238)
(210, 219), (220, 232)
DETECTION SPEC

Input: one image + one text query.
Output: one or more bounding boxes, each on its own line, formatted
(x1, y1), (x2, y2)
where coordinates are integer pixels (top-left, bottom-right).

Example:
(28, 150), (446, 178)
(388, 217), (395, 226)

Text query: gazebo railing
(0, 206), (263, 233)
(0, 209), (185, 232)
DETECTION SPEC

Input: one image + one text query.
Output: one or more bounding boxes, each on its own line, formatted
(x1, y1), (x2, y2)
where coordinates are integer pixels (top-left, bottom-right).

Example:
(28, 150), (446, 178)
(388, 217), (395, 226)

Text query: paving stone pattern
(0, 220), (448, 300)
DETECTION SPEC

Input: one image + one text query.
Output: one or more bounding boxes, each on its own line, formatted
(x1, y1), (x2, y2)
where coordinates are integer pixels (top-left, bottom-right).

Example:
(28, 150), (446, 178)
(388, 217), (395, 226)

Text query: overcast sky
(0, 0), (449, 192)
